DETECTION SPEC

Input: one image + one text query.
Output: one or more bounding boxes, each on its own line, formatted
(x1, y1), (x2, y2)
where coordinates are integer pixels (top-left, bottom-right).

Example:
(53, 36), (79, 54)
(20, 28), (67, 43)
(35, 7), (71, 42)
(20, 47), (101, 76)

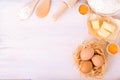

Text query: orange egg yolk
(108, 43), (119, 54)
(79, 4), (89, 15)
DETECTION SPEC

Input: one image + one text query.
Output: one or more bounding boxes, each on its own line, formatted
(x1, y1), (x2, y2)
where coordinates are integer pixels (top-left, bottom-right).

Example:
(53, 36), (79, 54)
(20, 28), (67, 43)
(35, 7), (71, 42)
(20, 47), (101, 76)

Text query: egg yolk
(108, 43), (119, 54)
(79, 4), (89, 15)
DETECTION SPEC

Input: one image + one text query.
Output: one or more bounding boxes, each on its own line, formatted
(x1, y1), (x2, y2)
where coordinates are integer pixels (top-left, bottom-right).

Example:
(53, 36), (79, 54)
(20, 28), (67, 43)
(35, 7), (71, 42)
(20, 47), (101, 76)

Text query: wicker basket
(73, 40), (108, 78)
(87, 13), (120, 43)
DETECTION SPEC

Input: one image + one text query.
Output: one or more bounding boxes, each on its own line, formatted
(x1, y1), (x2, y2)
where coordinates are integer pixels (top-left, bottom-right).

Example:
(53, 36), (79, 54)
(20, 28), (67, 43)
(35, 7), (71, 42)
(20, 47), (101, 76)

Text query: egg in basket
(73, 40), (108, 78)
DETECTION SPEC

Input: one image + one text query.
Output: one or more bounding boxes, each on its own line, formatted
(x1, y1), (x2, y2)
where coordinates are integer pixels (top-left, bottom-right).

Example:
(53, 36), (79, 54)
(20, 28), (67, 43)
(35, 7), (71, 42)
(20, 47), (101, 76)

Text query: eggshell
(80, 60), (93, 73)
(81, 47), (94, 60)
(92, 55), (104, 67)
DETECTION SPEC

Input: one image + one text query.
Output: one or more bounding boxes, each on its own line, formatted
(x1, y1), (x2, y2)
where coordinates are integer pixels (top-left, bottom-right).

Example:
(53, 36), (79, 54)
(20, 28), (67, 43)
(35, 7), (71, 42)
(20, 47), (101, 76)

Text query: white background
(0, 0), (120, 80)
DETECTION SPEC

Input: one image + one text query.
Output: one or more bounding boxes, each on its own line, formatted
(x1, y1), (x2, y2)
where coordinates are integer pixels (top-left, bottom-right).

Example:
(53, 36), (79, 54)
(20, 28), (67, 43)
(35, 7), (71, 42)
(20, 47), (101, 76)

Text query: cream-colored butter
(91, 20), (100, 30)
(101, 21), (115, 33)
(98, 27), (111, 38)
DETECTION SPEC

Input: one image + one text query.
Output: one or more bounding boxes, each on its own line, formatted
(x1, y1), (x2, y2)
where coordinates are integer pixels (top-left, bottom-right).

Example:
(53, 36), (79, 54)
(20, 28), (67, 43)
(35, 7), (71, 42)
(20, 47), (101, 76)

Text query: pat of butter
(98, 27), (111, 38)
(101, 21), (115, 33)
(91, 20), (100, 30)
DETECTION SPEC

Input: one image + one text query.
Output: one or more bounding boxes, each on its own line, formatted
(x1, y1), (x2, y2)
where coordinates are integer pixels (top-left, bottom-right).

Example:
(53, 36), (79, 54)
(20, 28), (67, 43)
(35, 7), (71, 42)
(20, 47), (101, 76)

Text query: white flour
(17, 6), (31, 20)
(87, 0), (120, 15)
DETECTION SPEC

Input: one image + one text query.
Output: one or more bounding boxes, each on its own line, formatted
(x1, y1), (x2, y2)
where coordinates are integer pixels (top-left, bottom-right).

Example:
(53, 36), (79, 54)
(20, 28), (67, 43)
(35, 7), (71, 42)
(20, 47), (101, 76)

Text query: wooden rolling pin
(52, 0), (78, 21)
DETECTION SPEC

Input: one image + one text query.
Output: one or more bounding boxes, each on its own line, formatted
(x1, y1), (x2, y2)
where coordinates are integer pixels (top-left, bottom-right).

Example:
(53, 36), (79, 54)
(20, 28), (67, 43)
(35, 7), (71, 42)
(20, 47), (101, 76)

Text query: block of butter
(101, 21), (115, 33)
(98, 27), (111, 38)
(91, 20), (100, 30)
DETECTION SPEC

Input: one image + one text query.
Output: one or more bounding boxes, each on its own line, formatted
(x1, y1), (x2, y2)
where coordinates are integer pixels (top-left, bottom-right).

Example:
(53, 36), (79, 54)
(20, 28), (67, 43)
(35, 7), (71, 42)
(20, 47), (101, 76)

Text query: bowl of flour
(87, 0), (120, 16)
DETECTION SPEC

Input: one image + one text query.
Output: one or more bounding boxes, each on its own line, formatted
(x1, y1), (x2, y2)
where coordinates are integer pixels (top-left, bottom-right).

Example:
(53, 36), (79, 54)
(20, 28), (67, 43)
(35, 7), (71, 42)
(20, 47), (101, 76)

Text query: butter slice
(91, 20), (100, 30)
(102, 21), (115, 33)
(98, 27), (111, 38)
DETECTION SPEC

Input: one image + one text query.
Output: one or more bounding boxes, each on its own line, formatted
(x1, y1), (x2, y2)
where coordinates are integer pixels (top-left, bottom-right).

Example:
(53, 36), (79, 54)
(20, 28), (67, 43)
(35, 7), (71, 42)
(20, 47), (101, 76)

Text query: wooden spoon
(36, 0), (51, 18)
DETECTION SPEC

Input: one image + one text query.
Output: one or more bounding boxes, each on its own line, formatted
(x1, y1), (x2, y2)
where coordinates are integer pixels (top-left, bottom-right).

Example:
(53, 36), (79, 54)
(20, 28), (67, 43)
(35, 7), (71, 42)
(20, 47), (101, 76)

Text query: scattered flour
(17, 6), (31, 20)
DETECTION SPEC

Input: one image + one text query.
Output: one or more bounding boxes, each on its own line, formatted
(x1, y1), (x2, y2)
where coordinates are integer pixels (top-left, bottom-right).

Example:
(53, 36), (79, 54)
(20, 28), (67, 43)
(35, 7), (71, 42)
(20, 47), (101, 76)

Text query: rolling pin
(52, 0), (78, 21)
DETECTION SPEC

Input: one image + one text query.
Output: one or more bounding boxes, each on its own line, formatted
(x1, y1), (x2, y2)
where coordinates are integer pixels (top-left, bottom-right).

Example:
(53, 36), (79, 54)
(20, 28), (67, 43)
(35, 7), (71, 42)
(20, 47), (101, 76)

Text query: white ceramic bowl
(87, 0), (120, 16)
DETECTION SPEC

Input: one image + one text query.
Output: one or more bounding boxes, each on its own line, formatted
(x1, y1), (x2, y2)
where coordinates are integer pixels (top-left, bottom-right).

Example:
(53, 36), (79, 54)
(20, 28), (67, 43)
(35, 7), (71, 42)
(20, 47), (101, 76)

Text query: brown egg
(92, 55), (104, 67)
(81, 47), (94, 60)
(80, 60), (93, 73)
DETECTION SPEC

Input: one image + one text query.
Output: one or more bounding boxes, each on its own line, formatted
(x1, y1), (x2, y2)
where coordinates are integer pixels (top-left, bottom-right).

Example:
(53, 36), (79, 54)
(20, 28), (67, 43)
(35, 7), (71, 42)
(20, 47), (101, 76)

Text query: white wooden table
(0, 0), (120, 80)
